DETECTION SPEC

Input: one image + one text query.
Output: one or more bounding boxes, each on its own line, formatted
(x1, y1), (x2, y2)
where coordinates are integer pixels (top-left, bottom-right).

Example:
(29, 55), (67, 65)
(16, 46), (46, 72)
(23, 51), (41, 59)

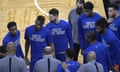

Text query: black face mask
(76, 7), (83, 15)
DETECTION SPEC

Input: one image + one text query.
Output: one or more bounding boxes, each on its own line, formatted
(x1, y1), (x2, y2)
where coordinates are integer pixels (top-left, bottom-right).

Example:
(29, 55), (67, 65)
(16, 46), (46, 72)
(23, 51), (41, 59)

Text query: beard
(76, 7), (83, 15)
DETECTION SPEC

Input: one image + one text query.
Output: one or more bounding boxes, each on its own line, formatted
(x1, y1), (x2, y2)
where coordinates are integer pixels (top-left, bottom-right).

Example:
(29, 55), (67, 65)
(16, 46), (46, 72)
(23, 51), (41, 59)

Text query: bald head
(87, 51), (96, 61)
(44, 46), (54, 55)
(6, 42), (16, 52)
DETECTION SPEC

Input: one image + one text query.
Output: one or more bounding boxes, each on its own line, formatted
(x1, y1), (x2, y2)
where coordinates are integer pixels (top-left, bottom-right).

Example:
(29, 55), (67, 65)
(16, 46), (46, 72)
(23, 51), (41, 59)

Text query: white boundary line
(34, 0), (49, 16)
(34, 0), (68, 21)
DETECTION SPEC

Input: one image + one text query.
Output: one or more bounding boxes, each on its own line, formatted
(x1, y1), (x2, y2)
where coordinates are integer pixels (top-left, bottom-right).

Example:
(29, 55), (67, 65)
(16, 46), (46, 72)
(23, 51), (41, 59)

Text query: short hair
(66, 48), (76, 59)
(96, 18), (107, 28)
(49, 8), (59, 16)
(84, 1), (94, 10)
(0, 45), (7, 53)
(76, 0), (84, 3)
(108, 3), (118, 10)
(7, 21), (16, 29)
(86, 31), (96, 41)
(36, 15), (45, 24)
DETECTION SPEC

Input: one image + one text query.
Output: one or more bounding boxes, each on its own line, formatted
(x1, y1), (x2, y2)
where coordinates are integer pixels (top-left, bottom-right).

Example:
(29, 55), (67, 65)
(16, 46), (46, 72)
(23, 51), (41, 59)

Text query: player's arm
(105, 47), (112, 70)
(24, 28), (30, 65)
(25, 40), (30, 59)
(110, 38), (120, 71)
(66, 23), (74, 48)
(78, 17), (84, 54)
(47, 29), (55, 51)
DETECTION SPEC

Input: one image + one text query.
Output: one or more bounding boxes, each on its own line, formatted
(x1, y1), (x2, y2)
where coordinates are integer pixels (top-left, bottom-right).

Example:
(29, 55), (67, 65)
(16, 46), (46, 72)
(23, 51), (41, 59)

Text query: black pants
(74, 43), (80, 61)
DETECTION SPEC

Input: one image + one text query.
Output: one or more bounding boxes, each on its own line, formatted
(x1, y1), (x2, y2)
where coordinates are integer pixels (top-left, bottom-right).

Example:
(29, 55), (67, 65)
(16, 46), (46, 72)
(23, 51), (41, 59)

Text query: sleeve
(83, 50), (88, 63)
(78, 17), (84, 49)
(2, 34), (9, 46)
(57, 64), (64, 72)
(109, 38), (120, 65)
(105, 47), (112, 69)
(17, 45), (24, 58)
(46, 29), (53, 43)
(66, 23), (74, 48)
(24, 28), (29, 40)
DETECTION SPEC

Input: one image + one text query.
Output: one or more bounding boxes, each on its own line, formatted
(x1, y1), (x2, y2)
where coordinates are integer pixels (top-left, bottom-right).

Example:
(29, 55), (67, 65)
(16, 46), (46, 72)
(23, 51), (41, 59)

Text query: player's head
(87, 51), (96, 62)
(6, 42), (16, 54)
(108, 3), (119, 18)
(0, 45), (7, 58)
(35, 15), (45, 31)
(85, 31), (96, 44)
(84, 1), (94, 16)
(44, 46), (54, 56)
(96, 18), (107, 34)
(49, 8), (59, 23)
(76, 0), (84, 14)
(66, 48), (76, 60)
(7, 21), (17, 36)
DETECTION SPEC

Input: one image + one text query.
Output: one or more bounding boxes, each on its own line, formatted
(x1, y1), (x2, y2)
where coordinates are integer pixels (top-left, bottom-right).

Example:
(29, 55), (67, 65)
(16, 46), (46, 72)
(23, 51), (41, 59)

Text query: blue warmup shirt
(24, 25), (53, 72)
(84, 41), (112, 72)
(3, 30), (24, 58)
(46, 20), (74, 53)
(25, 25), (53, 60)
(101, 29), (120, 66)
(57, 61), (80, 72)
(78, 12), (102, 49)
(109, 16), (120, 40)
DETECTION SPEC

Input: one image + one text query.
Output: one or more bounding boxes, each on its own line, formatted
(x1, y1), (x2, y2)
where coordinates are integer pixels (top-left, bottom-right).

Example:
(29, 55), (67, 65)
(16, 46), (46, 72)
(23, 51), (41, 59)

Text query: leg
(74, 43), (80, 61)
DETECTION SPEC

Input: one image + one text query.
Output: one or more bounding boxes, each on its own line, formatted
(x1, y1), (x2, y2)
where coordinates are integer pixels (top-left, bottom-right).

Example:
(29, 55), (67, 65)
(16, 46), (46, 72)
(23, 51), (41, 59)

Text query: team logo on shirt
(51, 28), (65, 35)
(109, 24), (117, 31)
(83, 22), (95, 29)
(29, 34), (45, 42)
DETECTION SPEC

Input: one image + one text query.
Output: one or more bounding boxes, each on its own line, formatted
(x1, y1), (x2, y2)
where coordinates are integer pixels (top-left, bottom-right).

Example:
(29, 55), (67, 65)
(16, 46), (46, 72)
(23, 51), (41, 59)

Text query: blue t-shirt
(109, 16), (120, 40)
(57, 61), (80, 72)
(3, 30), (24, 58)
(46, 20), (74, 53)
(78, 12), (102, 49)
(24, 25), (53, 61)
(84, 41), (112, 72)
(101, 29), (120, 65)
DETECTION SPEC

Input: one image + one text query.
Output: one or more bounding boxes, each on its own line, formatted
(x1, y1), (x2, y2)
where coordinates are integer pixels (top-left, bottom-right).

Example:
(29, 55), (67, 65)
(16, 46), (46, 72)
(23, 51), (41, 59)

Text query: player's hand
(113, 64), (119, 72)
(61, 62), (68, 70)
(107, 18), (114, 24)
(24, 57), (30, 65)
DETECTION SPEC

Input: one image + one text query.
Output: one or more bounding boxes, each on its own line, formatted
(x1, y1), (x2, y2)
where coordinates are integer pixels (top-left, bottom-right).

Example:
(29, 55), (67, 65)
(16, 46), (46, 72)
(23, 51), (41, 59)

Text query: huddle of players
(1, 0), (120, 72)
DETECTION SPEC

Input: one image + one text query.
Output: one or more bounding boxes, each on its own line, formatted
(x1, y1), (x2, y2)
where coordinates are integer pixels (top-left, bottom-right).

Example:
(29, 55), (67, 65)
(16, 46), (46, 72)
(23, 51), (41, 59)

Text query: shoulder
(15, 57), (25, 63)
(97, 62), (103, 67)
(94, 12), (102, 17)
(25, 25), (34, 30)
(69, 8), (76, 14)
(79, 13), (86, 19)
(51, 58), (61, 64)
